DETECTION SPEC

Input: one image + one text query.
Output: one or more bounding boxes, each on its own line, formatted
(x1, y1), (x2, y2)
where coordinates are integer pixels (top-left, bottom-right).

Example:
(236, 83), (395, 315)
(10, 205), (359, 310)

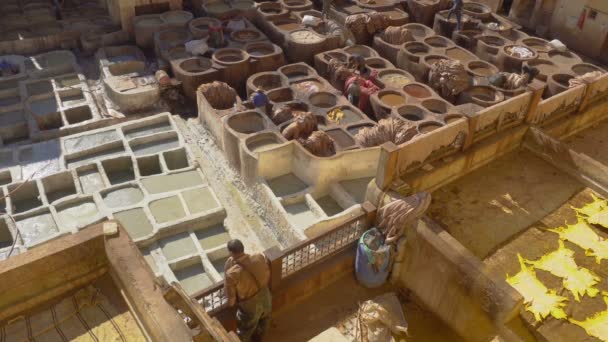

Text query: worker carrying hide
(224, 239), (272, 342)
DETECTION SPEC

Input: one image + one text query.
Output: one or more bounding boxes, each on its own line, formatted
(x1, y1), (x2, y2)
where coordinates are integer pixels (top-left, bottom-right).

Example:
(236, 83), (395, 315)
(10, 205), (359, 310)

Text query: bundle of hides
(354, 118), (418, 147)
(569, 71), (604, 88)
(282, 111), (317, 140)
(489, 72), (529, 90)
(298, 131), (336, 157)
(271, 103), (308, 125)
(505, 45), (535, 59)
(381, 26), (414, 45)
(357, 293), (408, 342)
(328, 58), (354, 84)
(376, 192), (431, 243)
(428, 59), (470, 100)
(345, 13), (391, 44)
(198, 81), (237, 110)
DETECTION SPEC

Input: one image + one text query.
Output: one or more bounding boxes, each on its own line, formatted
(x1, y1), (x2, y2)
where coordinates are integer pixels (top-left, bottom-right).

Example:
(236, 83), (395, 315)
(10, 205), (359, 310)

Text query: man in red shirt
(224, 240), (272, 342)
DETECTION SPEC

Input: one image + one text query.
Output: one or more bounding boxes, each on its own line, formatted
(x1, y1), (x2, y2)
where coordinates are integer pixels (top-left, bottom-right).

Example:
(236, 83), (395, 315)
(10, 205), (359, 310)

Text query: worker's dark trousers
(447, 8), (463, 31)
(236, 287), (272, 342)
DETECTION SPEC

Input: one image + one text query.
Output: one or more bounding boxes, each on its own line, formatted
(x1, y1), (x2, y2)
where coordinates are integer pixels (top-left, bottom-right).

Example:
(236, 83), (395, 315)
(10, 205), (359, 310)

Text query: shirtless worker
(224, 239), (272, 342)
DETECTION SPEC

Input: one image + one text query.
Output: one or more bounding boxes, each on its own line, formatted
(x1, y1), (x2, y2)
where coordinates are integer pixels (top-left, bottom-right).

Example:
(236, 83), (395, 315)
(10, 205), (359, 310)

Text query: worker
(348, 54), (367, 75)
(224, 239), (272, 342)
(347, 79), (361, 107)
(251, 88), (271, 115)
(447, 0), (464, 31)
(208, 24), (224, 49)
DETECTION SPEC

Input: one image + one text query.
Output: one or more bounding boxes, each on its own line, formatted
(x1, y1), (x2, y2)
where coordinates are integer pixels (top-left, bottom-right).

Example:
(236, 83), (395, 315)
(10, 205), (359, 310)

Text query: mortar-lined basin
(417, 121), (445, 134)
(378, 69), (413, 89)
(267, 87), (294, 102)
(325, 129), (356, 150)
(424, 35), (453, 48)
(571, 63), (605, 76)
(403, 83), (432, 98)
(404, 41), (430, 58)
(378, 90), (406, 107)
(466, 60), (499, 77)
(259, 2), (285, 15)
(161, 10), (193, 25)
(231, 29), (263, 43)
(233, 0), (255, 10)
(476, 35), (506, 56)
(246, 132), (284, 153)
(309, 92), (338, 108)
(520, 37), (551, 53)
(445, 113), (465, 124)
(102, 185), (144, 208)
(279, 64), (312, 80)
(422, 99), (450, 114)
(547, 50), (582, 65)
(290, 30), (324, 44)
(245, 42), (276, 57)
(157, 29), (191, 43)
(189, 17), (222, 38)
(251, 73), (283, 91)
(403, 23), (434, 40)
(205, 1), (232, 16)
(167, 45), (190, 60)
(365, 58), (389, 70)
(344, 45), (376, 58)
(524, 59), (558, 81)
(212, 48), (248, 64)
(398, 105), (426, 121)
(445, 47), (477, 63)
(548, 73), (575, 95)
(274, 19), (303, 32)
(323, 51), (348, 63)
(326, 106), (363, 125)
(179, 58), (212, 73)
(459, 86), (505, 107)
(422, 55), (449, 69)
(227, 111), (266, 134)
(463, 2), (491, 19)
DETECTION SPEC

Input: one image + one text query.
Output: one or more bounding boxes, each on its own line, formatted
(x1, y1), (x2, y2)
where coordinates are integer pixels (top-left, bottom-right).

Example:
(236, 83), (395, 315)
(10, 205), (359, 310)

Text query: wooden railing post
(524, 82), (547, 124)
(376, 142), (399, 191)
(362, 201), (377, 228)
(264, 246), (283, 291)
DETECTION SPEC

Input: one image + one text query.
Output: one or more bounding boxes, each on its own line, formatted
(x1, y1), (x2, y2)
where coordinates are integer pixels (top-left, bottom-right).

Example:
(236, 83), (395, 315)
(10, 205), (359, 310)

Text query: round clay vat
(452, 30), (481, 50)
(289, 30), (324, 44)
(548, 73), (575, 96)
(571, 63), (606, 76)
(279, 64), (312, 79)
(500, 29), (528, 43)
(157, 29), (191, 43)
(365, 57), (389, 70)
(424, 35), (454, 49)
(227, 112), (266, 134)
(475, 35), (507, 59)
(167, 46), (190, 60)
(463, 2), (492, 20)
(309, 92), (338, 108)
(205, 1), (232, 17)
(282, 0), (312, 11)
(466, 60), (499, 78)
(377, 69), (414, 89)
(444, 113), (465, 124)
(245, 42), (276, 57)
(519, 37), (551, 53)
(161, 10), (193, 27)
(267, 87), (294, 103)
(490, 84), (525, 98)
(398, 105), (426, 122)
(344, 45), (376, 58)
(402, 42), (431, 62)
(524, 59), (558, 82)
(417, 121), (445, 134)
(189, 17), (222, 38)
(231, 29), (263, 43)
(179, 58), (212, 74)
(274, 18), (303, 32)
(378, 90), (407, 108)
(422, 99), (450, 115)
(251, 73), (284, 91)
(481, 19), (512, 35)
(259, 2), (287, 16)
(323, 51), (348, 63)
(403, 83), (432, 98)
(403, 23), (434, 40)
(458, 86), (504, 107)
(499, 45), (538, 72)
(246, 132), (284, 153)
(212, 48), (248, 65)
(232, 0), (255, 10)
(547, 50), (583, 66)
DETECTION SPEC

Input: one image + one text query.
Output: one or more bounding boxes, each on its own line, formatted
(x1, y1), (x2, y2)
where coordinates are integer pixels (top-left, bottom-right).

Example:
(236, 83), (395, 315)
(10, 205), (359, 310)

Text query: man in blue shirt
(447, 0), (464, 31)
(252, 88), (270, 115)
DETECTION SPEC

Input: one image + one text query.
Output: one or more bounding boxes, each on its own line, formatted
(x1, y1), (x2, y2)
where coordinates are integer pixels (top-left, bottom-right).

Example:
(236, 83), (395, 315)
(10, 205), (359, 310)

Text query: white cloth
(185, 39), (209, 56)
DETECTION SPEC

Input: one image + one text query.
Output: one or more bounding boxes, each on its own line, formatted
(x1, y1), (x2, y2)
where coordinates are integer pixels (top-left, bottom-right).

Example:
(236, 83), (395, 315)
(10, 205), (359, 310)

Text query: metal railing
(192, 206), (373, 315)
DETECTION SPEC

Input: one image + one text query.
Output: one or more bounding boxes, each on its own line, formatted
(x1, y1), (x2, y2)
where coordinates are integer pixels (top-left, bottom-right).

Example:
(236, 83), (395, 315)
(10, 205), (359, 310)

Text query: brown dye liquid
(470, 66), (493, 76)
(277, 23), (302, 31)
(446, 48), (475, 62)
(380, 94), (406, 107)
(419, 124), (441, 133)
(403, 84), (431, 98)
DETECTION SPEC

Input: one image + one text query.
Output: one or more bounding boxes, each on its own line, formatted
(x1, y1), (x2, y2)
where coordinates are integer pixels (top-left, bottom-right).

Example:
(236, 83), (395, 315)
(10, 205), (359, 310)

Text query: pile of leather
(282, 111), (318, 140)
(354, 118), (418, 147)
(381, 26), (414, 45)
(298, 131), (336, 157)
(376, 192), (432, 243)
(345, 13), (391, 44)
(569, 71), (604, 88)
(428, 59), (470, 101)
(198, 81), (238, 110)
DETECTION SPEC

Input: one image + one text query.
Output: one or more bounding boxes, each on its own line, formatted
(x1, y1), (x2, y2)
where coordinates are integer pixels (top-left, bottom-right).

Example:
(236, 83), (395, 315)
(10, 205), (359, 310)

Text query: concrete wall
(395, 217), (523, 342)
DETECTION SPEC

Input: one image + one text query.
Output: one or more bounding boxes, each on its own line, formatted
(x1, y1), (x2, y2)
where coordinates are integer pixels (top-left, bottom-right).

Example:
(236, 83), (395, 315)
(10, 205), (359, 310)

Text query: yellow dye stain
(569, 294), (608, 341)
(549, 220), (608, 263)
(529, 240), (600, 301)
(574, 194), (608, 229)
(506, 255), (568, 322)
